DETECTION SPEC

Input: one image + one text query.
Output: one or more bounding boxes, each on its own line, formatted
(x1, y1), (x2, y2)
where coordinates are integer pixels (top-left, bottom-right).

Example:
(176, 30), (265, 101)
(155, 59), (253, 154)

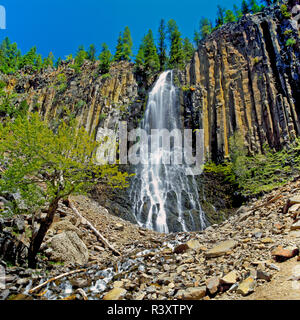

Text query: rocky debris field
(2, 178), (300, 300)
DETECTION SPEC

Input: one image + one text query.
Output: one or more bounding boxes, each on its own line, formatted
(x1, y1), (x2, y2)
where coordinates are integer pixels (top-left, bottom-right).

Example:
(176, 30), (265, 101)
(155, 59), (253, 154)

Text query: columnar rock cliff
(181, 2), (300, 162)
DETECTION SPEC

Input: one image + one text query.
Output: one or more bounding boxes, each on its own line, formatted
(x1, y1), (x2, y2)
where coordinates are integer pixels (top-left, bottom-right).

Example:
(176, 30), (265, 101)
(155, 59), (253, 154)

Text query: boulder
(50, 231), (89, 265)
(49, 220), (82, 238)
(237, 277), (256, 296)
(103, 288), (127, 300)
(220, 271), (238, 285)
(206, 277), (220, 295)
(176, 286), (206, 300)
(271, 245), (299, 262)
(205, 240), (237, 258)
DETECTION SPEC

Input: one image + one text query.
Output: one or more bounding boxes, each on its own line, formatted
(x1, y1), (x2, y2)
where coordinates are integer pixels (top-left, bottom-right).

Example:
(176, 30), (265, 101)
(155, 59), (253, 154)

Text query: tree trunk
(28, 197), (60, 268)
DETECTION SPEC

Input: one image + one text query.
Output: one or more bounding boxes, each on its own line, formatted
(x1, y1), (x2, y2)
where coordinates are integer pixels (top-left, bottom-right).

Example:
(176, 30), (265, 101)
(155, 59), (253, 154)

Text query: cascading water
(130, 71), (207, 233)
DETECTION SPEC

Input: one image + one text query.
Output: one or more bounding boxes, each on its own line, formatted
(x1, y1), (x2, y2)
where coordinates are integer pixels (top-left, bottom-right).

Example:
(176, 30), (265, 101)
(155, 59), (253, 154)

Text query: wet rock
(0, 289), (10, 300)
(50, 231), (89, 265)
(205, 240), (237, 258)
(70, 278), (90, 288)
(103, 288), (127, 300)
(237, 277), (256, 296)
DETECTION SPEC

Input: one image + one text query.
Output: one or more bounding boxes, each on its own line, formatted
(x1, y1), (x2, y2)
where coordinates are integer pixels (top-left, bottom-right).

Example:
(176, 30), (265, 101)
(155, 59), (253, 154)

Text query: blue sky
(1, 0), (245, 60)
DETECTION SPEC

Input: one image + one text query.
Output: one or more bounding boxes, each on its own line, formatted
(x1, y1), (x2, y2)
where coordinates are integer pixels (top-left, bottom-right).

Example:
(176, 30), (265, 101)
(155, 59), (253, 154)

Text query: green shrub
(204, 132), (300, 197)
(283, 29), (293, 36)
(286, 38), (296, 47)
(280, 4), (291, 18)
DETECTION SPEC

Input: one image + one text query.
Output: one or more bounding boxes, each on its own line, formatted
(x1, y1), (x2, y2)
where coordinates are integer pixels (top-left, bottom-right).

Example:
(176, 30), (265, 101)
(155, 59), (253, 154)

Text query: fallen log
(68, 199), (121, 256)
(29, 269), (86, 294)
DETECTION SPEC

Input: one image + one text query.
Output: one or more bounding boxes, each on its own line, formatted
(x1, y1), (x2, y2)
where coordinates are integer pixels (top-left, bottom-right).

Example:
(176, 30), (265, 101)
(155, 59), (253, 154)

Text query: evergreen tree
(241, 0), (250, 15)
(135, 30), (160, 76)
(43, 52), (54, 69)
(199, 18), (212, 40)
(0, 37), (21, 74)
(122, 26), (133, 61)
(87, 44), (96, 62)
(215, 5), (226, 27)
(55, 57), (62, 69)
(249, 0), (262, 13)
(193, 30), (201, 47)
(99, 43), (112, 74)
(167, 19), (184, 70)
(233, 4), (243, 20)
(183, 38), (195, 64)
(114, 32), (123, 62)
(35, 54), (43, 71)
(224, 9), (237, 23)
(19, 46), (38, 70)
(113, 27), (133, 62)
(74, 45), (87, 67)
(158, 19), (168, 71)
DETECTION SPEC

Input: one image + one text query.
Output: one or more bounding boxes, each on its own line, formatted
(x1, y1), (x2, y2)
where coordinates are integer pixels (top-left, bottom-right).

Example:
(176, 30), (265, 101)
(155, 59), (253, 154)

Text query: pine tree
(199, 18), (212, 40)
(99, 43), (112, 74)
(19, 46), (38, 70)
(249, 0), (261, 13)
(224, 9), (237, 23)
(183, 38), (195, 64)
(74, 45), (87, 67)
(35, 54), (43, 71)
(122, 26), (133, 61)
(158, 19), (168, 71)
(55, 57), (62, 69)
(168, 19), (184, 70)
(43, 52), (54, 69)
(233, 4), (243, 20)
(215, 5), (226, 27)
(241, 0), (250, 15)
(114, 32), (123, 62)
(135, 30), (160, 76)
(87, 44), (96, 62)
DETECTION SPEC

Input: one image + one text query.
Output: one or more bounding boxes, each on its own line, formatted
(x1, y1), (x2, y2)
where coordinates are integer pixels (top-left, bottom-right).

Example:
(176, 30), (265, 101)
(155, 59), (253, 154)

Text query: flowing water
(130, 71), (207, 233)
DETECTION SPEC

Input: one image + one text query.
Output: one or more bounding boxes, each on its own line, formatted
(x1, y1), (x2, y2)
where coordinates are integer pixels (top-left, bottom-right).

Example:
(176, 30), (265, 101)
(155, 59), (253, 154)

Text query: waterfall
(130, 71), (207, 233)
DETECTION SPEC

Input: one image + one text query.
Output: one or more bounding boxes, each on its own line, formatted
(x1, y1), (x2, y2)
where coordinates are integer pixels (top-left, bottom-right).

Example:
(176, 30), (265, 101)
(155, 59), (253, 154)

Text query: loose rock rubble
(1, 179), (300, 300)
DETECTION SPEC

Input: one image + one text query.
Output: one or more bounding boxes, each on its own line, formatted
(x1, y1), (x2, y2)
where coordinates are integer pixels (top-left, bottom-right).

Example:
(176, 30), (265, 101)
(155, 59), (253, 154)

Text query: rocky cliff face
(1, 3), (299, 228)
(181, 2), (300, 162)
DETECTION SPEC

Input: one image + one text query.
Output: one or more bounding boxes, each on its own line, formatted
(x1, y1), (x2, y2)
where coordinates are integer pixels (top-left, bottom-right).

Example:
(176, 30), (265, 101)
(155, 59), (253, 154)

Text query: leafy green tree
(0, 114), (130, 267)
(87, 44), (97, 62)
(183, 38), (195, 64)
(224, 9), (237, 23)
(99, 43), (112, 74)
(158, 19), (168, 71)
(167, 19), (185, 70)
